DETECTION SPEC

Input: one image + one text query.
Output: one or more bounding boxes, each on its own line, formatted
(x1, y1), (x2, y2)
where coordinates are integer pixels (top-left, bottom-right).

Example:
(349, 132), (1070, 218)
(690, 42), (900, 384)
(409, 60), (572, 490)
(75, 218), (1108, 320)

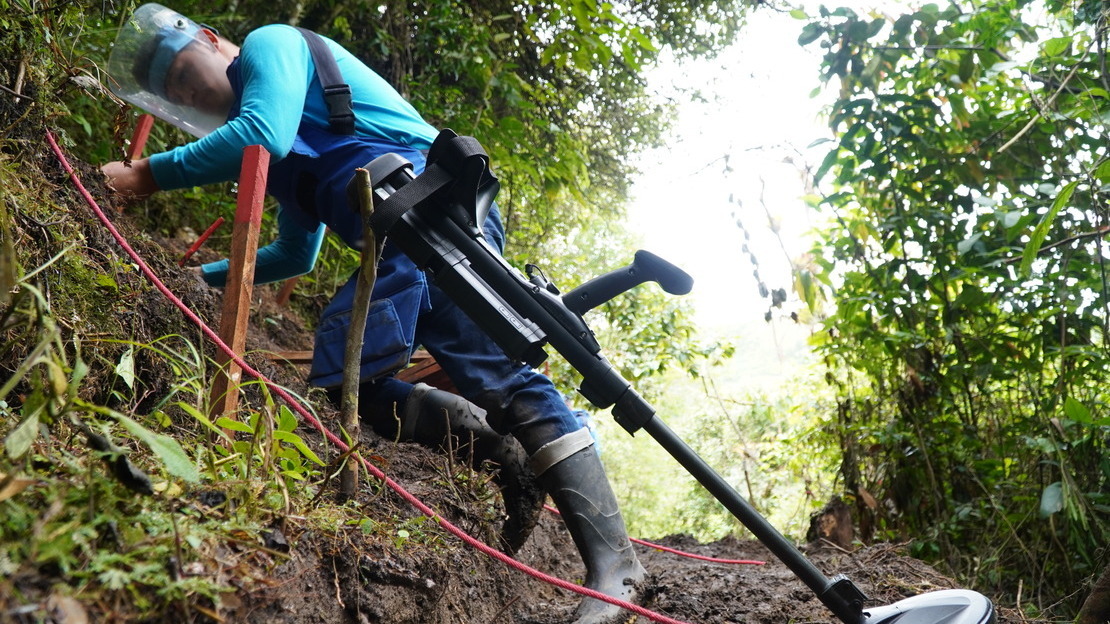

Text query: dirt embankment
(6, 143), (1023, 624)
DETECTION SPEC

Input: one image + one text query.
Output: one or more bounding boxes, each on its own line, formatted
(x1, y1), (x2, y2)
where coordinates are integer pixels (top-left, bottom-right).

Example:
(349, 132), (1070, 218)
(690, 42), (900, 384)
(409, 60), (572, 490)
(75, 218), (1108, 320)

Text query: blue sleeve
(150, 26), (313, 190)
(149, 25), (439, 190)
(200, 204), (326, 287)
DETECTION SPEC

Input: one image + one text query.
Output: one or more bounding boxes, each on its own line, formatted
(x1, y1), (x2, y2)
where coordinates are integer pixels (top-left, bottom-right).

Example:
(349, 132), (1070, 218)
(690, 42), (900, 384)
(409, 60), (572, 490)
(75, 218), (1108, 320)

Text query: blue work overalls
(226, 57), (580, 454)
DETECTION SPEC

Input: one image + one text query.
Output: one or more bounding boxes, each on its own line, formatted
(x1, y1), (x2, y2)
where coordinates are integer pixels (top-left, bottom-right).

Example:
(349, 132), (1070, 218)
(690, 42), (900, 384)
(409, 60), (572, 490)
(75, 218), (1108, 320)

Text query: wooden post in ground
(338, 168), (378, 501)
(127, 114), (155, 161)
(275, 276), (300, 306)
(209, 145), (270, 424)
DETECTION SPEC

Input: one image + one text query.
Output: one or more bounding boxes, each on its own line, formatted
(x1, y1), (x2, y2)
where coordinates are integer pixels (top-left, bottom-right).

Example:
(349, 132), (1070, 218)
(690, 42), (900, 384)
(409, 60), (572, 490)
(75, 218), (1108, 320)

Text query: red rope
(46, 132), (694, 624)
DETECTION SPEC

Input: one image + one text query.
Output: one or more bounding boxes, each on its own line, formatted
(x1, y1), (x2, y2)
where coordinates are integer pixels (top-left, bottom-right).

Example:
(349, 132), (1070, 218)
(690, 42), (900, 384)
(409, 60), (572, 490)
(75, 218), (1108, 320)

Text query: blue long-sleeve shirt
(148, 25), (438, 286)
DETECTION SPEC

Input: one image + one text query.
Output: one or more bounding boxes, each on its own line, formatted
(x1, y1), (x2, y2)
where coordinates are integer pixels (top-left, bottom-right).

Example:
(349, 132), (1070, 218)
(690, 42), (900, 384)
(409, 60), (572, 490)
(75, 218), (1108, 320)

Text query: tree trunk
(1077, 564), (1110, 624)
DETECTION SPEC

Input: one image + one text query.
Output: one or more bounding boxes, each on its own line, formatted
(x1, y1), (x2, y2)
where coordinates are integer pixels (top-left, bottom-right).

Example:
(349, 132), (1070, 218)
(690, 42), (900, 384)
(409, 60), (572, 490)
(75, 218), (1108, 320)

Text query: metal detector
(349, 130), (996, 624)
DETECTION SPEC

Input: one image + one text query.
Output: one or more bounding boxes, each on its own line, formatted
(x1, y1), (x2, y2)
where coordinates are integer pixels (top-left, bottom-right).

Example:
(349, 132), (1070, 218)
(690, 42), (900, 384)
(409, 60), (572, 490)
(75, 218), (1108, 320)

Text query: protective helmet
(107, 3), (224, 137)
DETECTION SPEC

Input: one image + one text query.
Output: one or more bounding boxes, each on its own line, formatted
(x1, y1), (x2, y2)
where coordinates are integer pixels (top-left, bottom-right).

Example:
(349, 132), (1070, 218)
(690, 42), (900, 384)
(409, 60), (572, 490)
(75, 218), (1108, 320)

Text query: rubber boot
(542, 446), (647, 624)
(403, 383), (545, 554)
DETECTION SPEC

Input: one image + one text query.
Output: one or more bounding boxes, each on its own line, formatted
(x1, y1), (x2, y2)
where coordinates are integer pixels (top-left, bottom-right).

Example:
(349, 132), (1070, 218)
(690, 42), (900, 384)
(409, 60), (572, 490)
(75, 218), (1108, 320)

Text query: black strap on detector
(294, 27), (356, 135)
(368, 129), (494, 239)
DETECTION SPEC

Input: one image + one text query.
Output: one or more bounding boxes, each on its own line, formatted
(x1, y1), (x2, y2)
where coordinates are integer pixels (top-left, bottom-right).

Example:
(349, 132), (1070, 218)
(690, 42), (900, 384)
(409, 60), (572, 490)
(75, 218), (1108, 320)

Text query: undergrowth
(0, 5), (463, 620)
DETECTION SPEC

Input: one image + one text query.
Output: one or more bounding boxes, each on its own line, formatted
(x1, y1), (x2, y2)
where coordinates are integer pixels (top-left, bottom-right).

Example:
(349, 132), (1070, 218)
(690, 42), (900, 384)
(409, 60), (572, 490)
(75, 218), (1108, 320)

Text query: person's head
(135, 26), (236, 115)
(107, 4), (237, 137)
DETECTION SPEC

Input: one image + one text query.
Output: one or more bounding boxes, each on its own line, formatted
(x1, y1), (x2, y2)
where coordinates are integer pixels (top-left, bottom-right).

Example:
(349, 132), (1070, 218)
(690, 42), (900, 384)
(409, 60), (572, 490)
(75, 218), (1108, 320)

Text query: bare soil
(9, 156), (1026, 624)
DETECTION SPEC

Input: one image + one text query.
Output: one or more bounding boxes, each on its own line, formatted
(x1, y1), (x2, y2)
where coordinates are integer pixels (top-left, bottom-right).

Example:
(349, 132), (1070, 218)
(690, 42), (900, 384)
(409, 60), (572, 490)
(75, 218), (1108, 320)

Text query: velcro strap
(296, 27), (356, 135)
(528, 428), (596, 477)
(368, 162), (454, 239)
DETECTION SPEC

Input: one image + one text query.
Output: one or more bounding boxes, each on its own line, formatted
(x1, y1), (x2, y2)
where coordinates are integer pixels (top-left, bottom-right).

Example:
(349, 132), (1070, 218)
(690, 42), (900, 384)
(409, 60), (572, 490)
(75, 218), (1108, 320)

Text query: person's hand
(101, 158), (160, 202)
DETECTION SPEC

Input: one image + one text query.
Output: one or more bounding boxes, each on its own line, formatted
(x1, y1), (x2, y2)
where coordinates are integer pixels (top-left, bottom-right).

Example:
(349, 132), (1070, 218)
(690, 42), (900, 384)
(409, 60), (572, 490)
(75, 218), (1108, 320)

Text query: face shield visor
(107, 3), (225, 137)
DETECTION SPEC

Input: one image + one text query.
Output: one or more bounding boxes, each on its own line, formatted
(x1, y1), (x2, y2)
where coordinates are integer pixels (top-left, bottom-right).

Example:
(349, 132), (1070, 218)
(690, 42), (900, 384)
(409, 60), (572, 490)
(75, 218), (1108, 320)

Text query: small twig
(998, 41), (1094, 154)
(487, 595), (521, 623)
(332, 556), (346, 608)
(1000, 226), (1110, 264)
(13, 59), (26, 102)
(0, 83), (32, 101)
(872, 44), (987, 52)
(338, 168), (379, 501)
(1016, 579), (1027, 624)
(218, 534), (292, 560)
(310, 440), (361, 508)
(817, 537), (854, 554)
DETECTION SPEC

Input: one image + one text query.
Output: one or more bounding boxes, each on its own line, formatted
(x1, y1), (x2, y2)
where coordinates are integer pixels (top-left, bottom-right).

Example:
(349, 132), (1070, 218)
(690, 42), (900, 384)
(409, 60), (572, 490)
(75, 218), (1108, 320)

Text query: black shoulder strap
(294, 27), (355, 135)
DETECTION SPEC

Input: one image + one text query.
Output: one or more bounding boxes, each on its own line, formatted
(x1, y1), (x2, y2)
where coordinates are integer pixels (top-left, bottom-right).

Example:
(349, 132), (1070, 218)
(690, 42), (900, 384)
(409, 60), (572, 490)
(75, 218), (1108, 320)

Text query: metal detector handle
(562, 250), (694, 315)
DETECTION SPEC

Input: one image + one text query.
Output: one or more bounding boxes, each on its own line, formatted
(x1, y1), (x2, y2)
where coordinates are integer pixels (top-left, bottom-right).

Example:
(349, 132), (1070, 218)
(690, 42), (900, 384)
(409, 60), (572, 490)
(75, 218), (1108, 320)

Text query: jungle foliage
(0, 0), (749, 619)
(67, 0), (744, 385)
(798, 0), (1110, 617)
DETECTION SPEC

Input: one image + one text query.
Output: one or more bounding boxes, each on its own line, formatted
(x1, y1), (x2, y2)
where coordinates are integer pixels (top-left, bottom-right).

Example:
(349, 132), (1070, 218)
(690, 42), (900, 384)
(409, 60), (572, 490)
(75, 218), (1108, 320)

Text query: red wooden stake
(179, 216), (225, 267)
(275, 275), (300, 306)
(127, 114), (154, 161)
(209, 145), (269, 428)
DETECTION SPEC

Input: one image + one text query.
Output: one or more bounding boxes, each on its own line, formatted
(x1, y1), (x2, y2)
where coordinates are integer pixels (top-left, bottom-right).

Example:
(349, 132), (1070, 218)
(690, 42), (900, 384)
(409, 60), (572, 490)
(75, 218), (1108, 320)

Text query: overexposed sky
(628, 7), (831, 331)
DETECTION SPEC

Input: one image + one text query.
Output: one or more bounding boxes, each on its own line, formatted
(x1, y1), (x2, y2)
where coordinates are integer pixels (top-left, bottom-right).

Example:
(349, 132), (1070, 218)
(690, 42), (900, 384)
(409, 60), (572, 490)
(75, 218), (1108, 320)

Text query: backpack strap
(294, 27), (356, 135)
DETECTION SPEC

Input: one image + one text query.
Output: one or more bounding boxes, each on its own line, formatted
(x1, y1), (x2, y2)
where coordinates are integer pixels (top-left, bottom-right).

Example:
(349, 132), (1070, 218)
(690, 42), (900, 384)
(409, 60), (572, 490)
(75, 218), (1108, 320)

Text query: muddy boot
(536, 433), (647, 624)
(402, 383), (545, 554)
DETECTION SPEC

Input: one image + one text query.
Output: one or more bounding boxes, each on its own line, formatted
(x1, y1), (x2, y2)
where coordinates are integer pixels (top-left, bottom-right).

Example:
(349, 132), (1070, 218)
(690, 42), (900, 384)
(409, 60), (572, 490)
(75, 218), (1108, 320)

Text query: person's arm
(199, 204), (326, 287)
(148, 26), (314, 191)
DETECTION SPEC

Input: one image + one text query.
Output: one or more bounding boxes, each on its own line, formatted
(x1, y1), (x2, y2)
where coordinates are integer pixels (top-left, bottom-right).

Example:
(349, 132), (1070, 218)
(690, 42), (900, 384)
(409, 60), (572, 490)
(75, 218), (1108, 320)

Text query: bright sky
(628, 7), (832, 332)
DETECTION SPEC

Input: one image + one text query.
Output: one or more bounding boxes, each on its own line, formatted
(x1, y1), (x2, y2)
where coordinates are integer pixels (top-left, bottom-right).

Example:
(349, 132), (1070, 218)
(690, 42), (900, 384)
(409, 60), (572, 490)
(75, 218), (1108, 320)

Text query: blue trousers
(266, 124), (582, 454)
(354, 275), (581, 456)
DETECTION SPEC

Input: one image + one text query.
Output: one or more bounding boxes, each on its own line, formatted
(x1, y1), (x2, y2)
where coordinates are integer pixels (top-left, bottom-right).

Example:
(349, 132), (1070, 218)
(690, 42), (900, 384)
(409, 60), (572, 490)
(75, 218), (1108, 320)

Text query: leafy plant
(797, 0), (1110, 616)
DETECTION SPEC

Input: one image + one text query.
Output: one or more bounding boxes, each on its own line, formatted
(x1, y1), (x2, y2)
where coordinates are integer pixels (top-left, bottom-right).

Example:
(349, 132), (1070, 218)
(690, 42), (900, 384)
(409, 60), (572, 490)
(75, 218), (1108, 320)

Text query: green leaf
(798, 22), (823, 46)
(5, 411), (40, 460)
(175, 402), (230, 441)
(1092, 160), (1110, 184)
(1019, 181), (1077, 277)
(215, 416), (255, 434)
(98, 567), (131, 590)
(273, 430), (324, 466)
(1042, 36), (1072, 57)
(277, 405), (298, 433)
(814, 148), (840, 183)
(1063, 397), (1092, 424)
(115, 413), (200, 483)
(957, 233), (981, 255)
(68, 355), (89, 401)
(957, 51), (975, 83)
(116, 347), (135, 391)
(1039, 481), (1063, 518)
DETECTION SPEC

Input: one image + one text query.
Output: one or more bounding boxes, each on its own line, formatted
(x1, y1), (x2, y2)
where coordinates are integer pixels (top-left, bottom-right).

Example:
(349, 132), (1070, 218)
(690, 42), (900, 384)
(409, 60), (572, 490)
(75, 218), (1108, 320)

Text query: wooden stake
(338, 168), (379, 501)
(209, 145), (269, 428)
(275, 275), (299, 306)
(127, 114), (155, 161)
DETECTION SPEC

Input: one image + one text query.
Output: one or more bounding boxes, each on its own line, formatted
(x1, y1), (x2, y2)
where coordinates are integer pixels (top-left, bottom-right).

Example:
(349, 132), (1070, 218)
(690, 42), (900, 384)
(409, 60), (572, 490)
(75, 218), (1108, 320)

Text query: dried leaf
(0, 472), (36, 502)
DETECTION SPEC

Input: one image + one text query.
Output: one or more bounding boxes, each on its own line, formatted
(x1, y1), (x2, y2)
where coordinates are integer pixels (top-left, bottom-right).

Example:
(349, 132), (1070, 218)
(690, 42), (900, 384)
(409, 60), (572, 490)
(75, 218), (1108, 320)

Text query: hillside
(0, 99), (1031, 624)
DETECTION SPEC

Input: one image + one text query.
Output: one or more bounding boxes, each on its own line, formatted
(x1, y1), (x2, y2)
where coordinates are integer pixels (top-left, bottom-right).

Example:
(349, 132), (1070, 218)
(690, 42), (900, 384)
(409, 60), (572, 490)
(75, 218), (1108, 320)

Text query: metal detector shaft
(638, 412), (865, 623)
(360, 132), (868, 624)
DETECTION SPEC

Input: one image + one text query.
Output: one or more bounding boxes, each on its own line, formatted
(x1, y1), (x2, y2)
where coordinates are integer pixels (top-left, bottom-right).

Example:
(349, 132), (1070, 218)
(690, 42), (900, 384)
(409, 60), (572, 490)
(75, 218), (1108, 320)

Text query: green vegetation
(0, 0), (745, 619)
(798, 0), (1110, 617)
(2, 0), (1109, 621)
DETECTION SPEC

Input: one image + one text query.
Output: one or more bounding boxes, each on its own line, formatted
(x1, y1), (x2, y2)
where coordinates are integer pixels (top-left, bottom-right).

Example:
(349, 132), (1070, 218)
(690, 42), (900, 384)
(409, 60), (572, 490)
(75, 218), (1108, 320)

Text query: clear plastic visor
(106, 3), (225, 137)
